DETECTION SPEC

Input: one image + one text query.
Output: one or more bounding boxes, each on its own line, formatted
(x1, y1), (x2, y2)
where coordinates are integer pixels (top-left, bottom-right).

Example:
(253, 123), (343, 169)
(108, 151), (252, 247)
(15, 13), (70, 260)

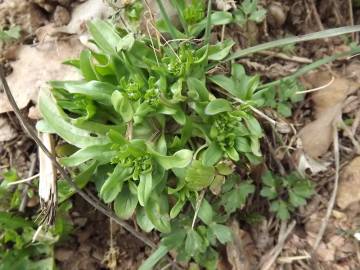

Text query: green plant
(124, 0), (144, 22)
(260, 171), (314, 220)
(261, 78), (304, 117)
(0, 169), (72, 270)
(34, 1), (360, 268)
(234, 0), (267, 26)
(0, 25), (20, 43)
(38, 18), (260, 268)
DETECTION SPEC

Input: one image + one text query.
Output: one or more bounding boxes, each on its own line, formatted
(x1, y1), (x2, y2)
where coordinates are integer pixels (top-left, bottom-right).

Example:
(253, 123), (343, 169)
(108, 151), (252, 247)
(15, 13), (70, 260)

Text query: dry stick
(257, 50), (313, 64)
(296, 76), (335, 95)
(260, 220), (296, 270)
(308, 0), (324, 31)
(348, 0), (358, 43)
(19, 154), (37, 212)
(7, 173), (40, 186)
(0, 66), (156, 249)
(312, 122), (340, 251)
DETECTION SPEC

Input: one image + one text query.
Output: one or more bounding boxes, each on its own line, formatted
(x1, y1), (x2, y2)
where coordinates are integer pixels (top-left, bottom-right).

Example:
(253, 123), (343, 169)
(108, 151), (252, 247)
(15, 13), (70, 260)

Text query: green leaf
(80, 50), (97, 81)
(244, 115), (262, 138)
(225, 147), (239, 161)
(208, 75), (236, 97)
(185, 229), (204, 256)
(100, 165), (132, 203)
(227, 25), (360, 61)
(209, 223), (232, 244)
(270, 200), (290, 220)
(292, 180), (314, 198)
(51, 80), (115, 106)
(221, 181), (255, 214)
(155, 0), (181, 39)
(60, 144), (115, 167)
(114, 185), (138, 219)
(153, 149), (193, 169)
(138, 172), (153, 206)
(202, 142), (223, 166)
(241, 0), (257, 15)
(198, 199), (213, 225)
(262, 171), (276, 186)
(170, 198), (186, 219)
(249, 8), (267, 23)
(187, 77), (210, 101)
(235, 137), (251, 153)
(145, 195), (171, 233)
(250, 136), (261, 157)
(185, 160), (215, 191)
(208, 40), (235, 61)
(136, 207), (154, 232)
(205, 99), (232, 115)
(139, 245), (169, 270)
(0, 212), (33, 229)
(209, 11), (233, 25)
(111, 90), (134, 122)
(162, 229), (186, 249)
(117, 33), (135, 51)
(288, 191), (306, 207)
(87, 19), (122, 54)
(39, 90), (109, 148)
(58, 161), (97, 203)
(260, 187), (277, 200)
(277, 103), (292, 117)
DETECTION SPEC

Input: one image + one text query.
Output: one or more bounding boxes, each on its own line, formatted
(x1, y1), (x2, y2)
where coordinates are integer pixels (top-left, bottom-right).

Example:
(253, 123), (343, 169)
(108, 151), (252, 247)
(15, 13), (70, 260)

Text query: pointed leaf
(205, 99), (232, 115)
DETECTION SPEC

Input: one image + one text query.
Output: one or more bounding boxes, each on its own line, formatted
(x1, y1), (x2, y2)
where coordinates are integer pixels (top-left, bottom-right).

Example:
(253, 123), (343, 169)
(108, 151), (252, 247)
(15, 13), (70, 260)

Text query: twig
(312, 122), (340, 251)
(348, 0), (357, 43)
(0, 65), (156, 249)
(260, 220), (296, 270)
(296, 76), (335, 95)
(257, 50), (313, 64)
(191, 190), (205, 229)
(19, 154), (37, 212)
(8, 173), (40, 186)
(264, 135), (286, 176)
(308, 0), (324, 31)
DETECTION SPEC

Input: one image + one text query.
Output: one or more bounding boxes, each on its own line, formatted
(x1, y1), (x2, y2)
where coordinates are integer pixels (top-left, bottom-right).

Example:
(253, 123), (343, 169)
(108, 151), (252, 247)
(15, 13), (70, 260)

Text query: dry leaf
(299, 71), (359, 158)
(296, 151), (330, 175)
(0, 39), (82, 114)
(337, 156), (360, 209)
(0, 116), (17, 142)
(226, 220), (256, 270)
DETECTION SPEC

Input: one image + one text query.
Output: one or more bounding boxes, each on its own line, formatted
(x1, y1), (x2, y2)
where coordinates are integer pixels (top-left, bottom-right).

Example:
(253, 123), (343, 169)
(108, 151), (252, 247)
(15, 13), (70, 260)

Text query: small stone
(267, 2), (287, 27)
(55, 248), (73, 261)
(53, 5), (70, 26)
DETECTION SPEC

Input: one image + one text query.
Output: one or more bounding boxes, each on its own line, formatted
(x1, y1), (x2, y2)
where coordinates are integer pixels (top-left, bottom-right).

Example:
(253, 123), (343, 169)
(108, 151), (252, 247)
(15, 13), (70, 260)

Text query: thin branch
(260, 220), (296, 270)
(19, 154), (37, 212)
(296, 76), (335, 95)
(0, 65), (156, 249)
(8, 173), (40, 186)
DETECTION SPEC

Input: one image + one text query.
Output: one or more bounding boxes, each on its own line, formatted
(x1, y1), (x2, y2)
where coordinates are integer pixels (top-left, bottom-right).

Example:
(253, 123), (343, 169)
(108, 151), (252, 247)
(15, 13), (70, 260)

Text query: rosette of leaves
(37, 18), (264, 269)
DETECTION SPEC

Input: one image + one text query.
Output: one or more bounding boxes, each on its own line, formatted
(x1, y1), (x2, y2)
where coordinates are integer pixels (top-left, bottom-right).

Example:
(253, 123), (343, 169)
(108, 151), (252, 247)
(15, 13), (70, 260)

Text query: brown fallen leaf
(226, 220), (257, 270)
(299, 71), (359, 158)
(0, 39), (82, 114)
(0, 116), (17, 142)
(337, 156), (360, 209)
